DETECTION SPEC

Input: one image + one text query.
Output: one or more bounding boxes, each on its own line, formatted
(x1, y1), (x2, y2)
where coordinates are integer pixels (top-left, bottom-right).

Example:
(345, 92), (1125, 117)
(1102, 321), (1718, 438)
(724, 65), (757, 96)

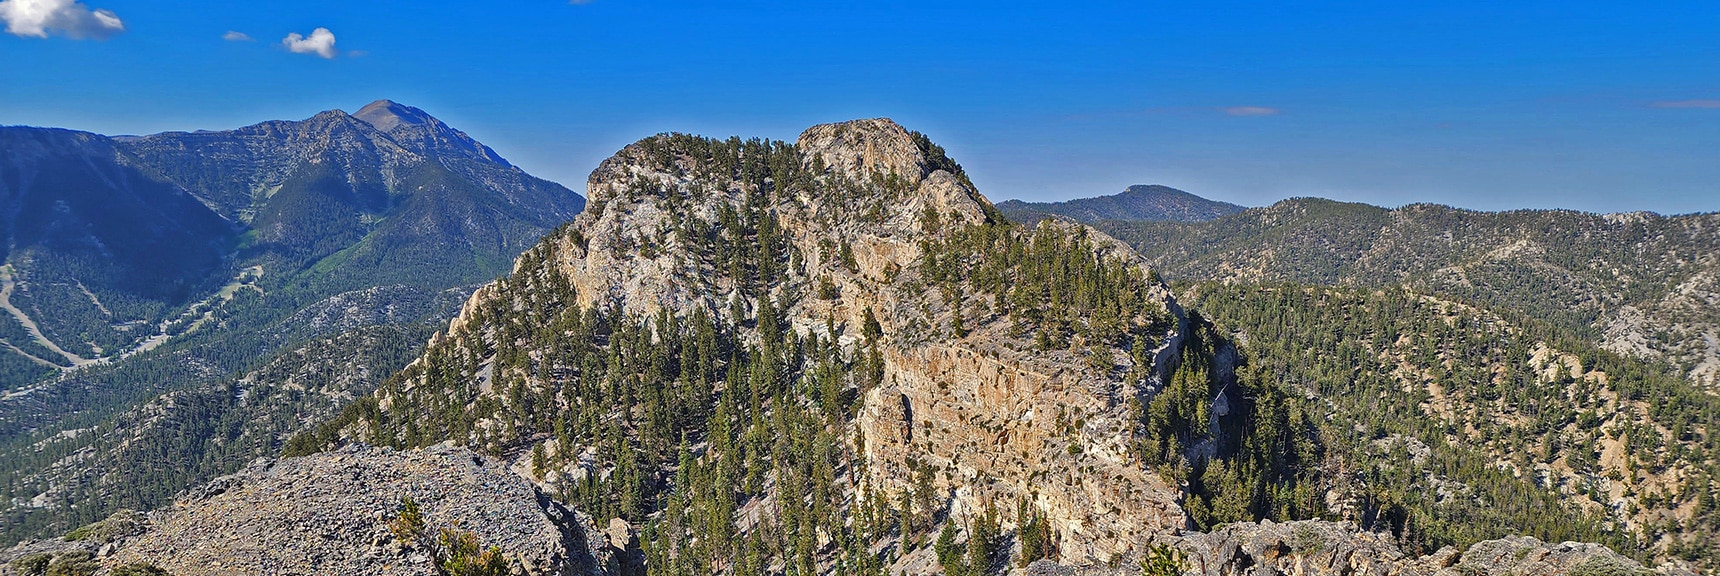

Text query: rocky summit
(376, 117), (1192, 564)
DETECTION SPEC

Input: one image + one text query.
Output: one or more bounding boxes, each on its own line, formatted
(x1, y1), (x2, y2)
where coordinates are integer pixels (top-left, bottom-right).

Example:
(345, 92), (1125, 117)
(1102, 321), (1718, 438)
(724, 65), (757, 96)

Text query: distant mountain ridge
(0, 101), (585, 544)
(116, 99), (581, 294)
(1099, 197), (1720, 388)
(0, 100), (584, 381)
(997, 184), (1245, 224)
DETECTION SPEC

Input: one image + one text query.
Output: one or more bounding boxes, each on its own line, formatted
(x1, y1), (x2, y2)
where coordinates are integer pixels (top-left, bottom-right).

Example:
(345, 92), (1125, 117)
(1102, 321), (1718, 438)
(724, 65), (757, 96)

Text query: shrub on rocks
(111, 564), (173, 576)
(387, 497), (426, 542)
(437, 528), (509, 576)
(42, 551), (99, 576)
(10, 553), (51, 576)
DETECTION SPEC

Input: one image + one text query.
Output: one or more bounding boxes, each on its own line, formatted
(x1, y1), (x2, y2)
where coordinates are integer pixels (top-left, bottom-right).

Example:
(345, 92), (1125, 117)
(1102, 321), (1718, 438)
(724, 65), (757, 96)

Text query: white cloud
(282, 27), (337, 59)
(0, 0), (124, 39)
(1224, 106), (1281, 117)
(222, 30), (252, 42)
(1652, 99), (1720, 109)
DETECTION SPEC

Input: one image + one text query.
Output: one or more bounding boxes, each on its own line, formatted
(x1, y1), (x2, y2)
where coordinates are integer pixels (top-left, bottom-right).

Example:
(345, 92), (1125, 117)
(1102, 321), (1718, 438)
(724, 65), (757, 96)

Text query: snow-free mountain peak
(998, 184), (1246, 225)
(353, 99), (434, 132)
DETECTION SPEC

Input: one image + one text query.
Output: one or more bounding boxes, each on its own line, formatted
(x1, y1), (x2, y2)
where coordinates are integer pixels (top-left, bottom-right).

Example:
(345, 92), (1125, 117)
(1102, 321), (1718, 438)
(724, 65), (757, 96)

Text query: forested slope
(1097, 199), (1720, 389)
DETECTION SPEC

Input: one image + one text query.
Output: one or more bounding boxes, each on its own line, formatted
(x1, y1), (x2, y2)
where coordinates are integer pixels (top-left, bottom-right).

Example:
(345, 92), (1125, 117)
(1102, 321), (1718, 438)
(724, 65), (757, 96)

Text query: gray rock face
(0, 443), (629, 575)
(1170, 520), (1413, 576)
(355, 99), (435, 133)
(266, 284), (473, 345)
(130, 443), (619, 575)
(1011, 520), (1684, 576)
(354, 99), (514, 167)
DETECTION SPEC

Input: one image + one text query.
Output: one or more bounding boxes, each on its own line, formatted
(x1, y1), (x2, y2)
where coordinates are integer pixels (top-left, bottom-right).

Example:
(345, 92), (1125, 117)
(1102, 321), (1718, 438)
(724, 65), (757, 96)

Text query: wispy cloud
(0, 0), (123, 39)
(569, 0), (594, 4)
(1224, 106), (1281, 117)
(283, 27), (337, 59)
(222, 30), (252, 42)
(1652, 99), (1720, 109)
(1062, 105), (1288, 122)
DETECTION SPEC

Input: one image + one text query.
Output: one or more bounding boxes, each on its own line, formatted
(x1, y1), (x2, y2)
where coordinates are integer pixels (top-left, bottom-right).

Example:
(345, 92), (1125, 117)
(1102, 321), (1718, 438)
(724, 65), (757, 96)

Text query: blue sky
(3, 0), (1717, 214)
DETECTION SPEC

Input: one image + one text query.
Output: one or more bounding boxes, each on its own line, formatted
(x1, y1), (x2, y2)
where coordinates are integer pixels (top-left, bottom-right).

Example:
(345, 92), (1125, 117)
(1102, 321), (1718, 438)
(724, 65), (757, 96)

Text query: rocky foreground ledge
(0, 447), (1686, 576)
(0, 444), (637, 576)
(1018, 518), (1687, 576)
(2, 441), (1679, 576)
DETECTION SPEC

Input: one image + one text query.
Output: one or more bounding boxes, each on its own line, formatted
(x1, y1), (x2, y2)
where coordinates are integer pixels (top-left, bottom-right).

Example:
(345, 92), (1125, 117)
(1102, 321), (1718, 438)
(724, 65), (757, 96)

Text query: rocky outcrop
(1018, 520), (1686, 576)
(421, 117), (1191, 565)
(860, 340), (1185, 565)
(1169, 520), (1419, 576)
(1, 444), (630, 576)
(539, 118), (991, 320)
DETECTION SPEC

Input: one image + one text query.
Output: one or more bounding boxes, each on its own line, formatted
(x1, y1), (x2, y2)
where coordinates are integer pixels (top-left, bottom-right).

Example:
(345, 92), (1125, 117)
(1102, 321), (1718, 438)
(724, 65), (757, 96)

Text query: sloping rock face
(1018, 521), (1683, 576)
(544, 118), (994, 317)
(0, 444), (627, 576)
(1171, 521), (1413, 576)
(861, 339), (1185, 564)
(118, 443), (618, 575)
(779, 122), (1188, 565)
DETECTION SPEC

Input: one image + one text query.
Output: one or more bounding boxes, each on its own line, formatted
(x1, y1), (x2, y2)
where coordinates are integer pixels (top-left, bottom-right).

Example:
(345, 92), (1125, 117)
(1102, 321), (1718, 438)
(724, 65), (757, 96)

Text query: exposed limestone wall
(859, 342), (1185, 564)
